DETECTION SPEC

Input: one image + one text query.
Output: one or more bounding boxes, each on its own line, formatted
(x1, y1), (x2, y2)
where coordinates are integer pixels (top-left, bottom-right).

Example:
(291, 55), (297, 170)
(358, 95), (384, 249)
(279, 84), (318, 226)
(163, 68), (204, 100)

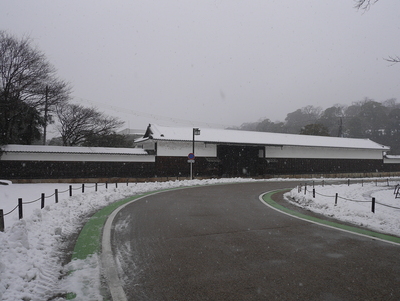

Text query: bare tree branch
(354, 1), (399, 64)
(385, 56), (400, 65)
(354, 0), (378, 10)
(56, 103), (124, 146)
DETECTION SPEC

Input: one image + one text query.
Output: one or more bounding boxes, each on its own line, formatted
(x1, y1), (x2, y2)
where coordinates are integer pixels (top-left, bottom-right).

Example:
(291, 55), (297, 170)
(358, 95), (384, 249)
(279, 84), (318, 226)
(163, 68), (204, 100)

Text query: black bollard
(372, 197), (375, 213)
(18, 198), (23, 219)
(41, 193), (45, 209)
(0, 209), (4, 232)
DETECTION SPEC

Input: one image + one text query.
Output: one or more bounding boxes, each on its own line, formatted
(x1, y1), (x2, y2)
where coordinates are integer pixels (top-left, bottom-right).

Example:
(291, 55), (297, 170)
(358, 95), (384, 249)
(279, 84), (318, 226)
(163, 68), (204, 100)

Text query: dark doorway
(217, 145), (263, 177)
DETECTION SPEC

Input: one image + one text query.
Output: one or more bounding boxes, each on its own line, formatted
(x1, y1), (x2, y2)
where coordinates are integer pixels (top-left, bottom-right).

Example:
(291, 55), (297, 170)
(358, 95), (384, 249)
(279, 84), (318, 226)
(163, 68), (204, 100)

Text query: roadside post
(190, 128), (201, 180)
(18, 198), (23, 219)
(372, 197), (376, 213)
(0, 209), (4, 232)
(188, 153), (195, 180)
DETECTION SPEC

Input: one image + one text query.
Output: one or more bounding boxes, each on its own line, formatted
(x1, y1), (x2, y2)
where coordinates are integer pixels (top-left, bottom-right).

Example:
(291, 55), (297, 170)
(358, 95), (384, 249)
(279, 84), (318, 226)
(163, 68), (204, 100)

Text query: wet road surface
(110, 181), (400, 300)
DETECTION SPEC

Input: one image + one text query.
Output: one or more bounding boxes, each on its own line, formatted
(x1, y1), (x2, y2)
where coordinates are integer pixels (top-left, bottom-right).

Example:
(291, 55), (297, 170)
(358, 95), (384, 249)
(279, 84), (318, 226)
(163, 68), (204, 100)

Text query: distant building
(134, 124), (394, 177)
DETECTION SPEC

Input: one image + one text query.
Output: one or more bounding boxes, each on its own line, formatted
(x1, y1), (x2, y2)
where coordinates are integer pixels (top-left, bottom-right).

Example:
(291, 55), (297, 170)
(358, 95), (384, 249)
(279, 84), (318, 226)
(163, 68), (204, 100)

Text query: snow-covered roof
(384, 154), (400, 159)
(1, 144), (149, 155)
(137, 124), (390, 151)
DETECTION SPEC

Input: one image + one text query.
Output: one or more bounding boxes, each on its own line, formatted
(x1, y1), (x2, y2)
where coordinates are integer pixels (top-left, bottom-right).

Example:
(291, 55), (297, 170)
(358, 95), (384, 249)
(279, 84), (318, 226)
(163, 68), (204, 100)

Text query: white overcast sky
(2, 0), (400, 131)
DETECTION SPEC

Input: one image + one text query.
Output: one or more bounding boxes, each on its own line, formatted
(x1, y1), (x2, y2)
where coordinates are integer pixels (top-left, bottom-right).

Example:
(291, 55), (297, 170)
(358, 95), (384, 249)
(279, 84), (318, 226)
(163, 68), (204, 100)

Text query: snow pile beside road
(0, 178), (255, 301)
(286, 182), (400, 237)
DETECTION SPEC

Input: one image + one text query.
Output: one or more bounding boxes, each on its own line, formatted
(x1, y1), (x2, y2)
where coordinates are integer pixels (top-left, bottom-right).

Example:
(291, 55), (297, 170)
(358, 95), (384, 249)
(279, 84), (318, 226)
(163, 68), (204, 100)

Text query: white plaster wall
(139, 140), (156, 152)
(157, 141), (217, 157)
(1, 153), (155, 162)
(265, 145), (383, 160)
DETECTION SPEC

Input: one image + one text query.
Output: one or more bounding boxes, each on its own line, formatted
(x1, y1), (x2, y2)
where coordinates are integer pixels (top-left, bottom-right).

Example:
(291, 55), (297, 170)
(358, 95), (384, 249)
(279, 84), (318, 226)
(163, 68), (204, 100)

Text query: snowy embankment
(0, 178), (257, 301)
(285, 180), (400, 237)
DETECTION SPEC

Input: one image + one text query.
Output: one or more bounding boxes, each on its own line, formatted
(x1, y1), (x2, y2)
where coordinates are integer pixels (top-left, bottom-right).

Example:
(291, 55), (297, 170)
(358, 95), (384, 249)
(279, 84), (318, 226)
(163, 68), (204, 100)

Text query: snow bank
(285, 181), (400, 237)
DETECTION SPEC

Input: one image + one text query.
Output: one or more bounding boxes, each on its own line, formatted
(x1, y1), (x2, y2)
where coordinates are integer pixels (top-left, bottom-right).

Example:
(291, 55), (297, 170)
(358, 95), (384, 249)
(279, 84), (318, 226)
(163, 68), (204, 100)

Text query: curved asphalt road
(108, 181), (400, 300)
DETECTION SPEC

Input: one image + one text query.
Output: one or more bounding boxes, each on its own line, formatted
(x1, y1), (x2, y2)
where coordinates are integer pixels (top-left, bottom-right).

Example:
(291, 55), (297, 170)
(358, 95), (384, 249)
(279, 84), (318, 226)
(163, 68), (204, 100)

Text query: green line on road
(262, 189), (400, 245)
(71, 187), (185, 260)
(72, 196), (134, 260)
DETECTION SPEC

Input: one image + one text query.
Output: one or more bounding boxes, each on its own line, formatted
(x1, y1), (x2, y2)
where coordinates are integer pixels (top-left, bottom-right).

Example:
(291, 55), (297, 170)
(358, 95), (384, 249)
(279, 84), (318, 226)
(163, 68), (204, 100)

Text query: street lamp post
(191, 128), (201, 180)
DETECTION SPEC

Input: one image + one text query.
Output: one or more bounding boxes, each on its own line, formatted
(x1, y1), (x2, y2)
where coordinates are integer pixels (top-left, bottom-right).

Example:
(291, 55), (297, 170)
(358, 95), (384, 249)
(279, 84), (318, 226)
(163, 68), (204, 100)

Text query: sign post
(188, 153), (195, 180)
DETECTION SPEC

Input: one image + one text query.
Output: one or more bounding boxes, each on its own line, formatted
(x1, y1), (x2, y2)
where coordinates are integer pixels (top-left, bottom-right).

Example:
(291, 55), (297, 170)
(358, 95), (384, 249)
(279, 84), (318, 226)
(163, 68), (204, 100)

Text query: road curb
(66, 192), (163, 300)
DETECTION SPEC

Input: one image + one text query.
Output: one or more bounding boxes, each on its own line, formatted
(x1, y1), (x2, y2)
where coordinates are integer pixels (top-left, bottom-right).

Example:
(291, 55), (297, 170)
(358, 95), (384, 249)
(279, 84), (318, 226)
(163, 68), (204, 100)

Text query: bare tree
(56, 103), (124, 146)
(285, 105), (322, 134)
(302, 105), (323, 119)
(0, 31), (71, 144)
(0, 31), (53, 106)
(38, 78), (71, 144)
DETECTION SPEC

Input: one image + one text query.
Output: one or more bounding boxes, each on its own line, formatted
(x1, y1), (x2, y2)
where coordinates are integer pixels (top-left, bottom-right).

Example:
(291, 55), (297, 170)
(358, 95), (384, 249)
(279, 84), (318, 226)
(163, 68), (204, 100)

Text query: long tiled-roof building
(135, 124), (394, 178)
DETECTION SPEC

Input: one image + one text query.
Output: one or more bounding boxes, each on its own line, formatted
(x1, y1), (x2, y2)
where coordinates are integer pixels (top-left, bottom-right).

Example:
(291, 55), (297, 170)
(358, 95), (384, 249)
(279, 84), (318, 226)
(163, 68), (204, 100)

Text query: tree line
(238, 98), (400, 154)
(0, 31), (129, 148)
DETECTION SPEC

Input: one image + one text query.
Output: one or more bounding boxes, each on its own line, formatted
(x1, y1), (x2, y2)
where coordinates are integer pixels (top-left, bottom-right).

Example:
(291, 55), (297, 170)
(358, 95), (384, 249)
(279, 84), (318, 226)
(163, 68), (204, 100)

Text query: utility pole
(338, 117), (343, 137)
(190, 128), (201, 180)
(43, 85), (49, 145)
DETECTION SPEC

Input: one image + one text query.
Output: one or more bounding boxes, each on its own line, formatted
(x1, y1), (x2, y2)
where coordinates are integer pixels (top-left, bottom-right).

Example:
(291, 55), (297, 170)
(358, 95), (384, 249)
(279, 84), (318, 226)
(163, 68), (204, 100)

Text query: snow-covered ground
(1, 177), (399, 300)
(285, 179), (400, 237)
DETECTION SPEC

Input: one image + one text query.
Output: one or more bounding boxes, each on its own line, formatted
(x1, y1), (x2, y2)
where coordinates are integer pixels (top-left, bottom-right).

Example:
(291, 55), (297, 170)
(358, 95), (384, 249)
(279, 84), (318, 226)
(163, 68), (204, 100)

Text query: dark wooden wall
(264, 158), (389, 174)
(0, 161), (155, 179)
(155, 157), (220, 178)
